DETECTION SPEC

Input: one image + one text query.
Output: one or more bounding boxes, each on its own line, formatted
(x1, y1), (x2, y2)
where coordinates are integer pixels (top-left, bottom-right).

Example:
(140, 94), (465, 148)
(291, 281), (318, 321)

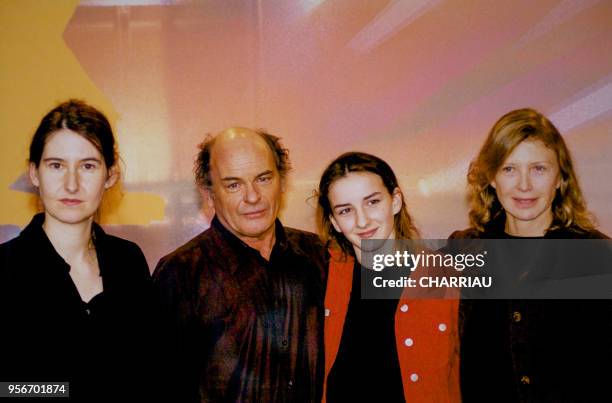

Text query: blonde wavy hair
(468, 108), (595, 232)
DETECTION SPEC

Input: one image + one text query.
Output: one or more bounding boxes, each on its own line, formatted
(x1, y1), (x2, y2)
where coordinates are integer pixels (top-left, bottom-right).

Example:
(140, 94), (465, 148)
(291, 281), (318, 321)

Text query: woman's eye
(337, 208), (351, 216)
(533, 165), (547, 173)
(501, 166), (514, 173)
(82, 163), (97, 170)
(367, 199), (380, 206)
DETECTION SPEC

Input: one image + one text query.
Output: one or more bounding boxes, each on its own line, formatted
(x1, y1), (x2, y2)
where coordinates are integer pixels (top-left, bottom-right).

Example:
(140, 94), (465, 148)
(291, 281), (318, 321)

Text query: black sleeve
(152, 257), (200, 403)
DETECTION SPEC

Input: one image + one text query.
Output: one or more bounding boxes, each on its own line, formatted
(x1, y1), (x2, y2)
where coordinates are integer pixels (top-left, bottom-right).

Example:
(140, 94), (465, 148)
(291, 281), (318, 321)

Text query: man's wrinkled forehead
(210, 129), (277, 180)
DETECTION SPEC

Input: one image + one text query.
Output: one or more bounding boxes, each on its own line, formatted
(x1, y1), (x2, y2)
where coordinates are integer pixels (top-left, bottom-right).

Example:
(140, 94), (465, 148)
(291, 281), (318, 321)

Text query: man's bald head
(195, 127), (291, 189)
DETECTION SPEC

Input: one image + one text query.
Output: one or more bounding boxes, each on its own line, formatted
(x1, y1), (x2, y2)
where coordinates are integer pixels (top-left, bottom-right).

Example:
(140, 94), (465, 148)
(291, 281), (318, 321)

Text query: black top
(326, 259), (405, 403)
(451, 216), (612, 402)
(153, 215), (328, 403)
(0, 213), (156, 402)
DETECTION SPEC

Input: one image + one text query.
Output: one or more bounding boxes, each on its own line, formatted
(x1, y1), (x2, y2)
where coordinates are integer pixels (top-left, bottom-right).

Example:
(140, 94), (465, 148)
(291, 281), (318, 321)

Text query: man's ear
(330, 215), (341, 233)
(205, 187), (215, 208)
(29, 163), (40, 188)
(391, 187), (403, 215)
(105, 165), (119, 189)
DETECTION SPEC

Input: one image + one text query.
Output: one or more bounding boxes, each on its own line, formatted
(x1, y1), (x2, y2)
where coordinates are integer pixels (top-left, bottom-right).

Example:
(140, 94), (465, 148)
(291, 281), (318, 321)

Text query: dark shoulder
(101, 233), (147, 257)
(0, 234), (23, 254)
(0, 235), (25, 272)
(0, 231), (34, 269)
(590, 229), (610, 239)
(284, 227), (326, 256)
(95, 233), (151, 286)
(284, 227), (328, 285)
(550, 226), (610, 239)
(448, 227), (482, 239)
(153, 227), (214, 279)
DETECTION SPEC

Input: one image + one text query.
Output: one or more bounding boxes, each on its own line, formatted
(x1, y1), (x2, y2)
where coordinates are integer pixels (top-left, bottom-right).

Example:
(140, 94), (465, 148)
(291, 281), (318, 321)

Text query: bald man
(153, 128), (327, 402)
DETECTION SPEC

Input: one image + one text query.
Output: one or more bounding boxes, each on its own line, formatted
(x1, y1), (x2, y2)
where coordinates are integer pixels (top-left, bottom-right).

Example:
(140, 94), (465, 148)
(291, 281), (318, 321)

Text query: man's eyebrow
(220, 170), (274, 182)
(221, 176), (242, 182)
(255, 170), (273, 178)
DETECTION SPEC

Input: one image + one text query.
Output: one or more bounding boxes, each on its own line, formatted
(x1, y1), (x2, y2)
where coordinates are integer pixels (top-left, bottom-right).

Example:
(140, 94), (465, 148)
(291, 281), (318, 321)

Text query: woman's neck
(504, 211), (552, 237)
(42, 214), (94, 263)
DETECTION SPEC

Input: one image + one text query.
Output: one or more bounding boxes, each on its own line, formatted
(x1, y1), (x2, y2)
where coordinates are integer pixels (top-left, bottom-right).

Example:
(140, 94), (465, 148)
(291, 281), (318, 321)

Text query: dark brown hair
(317, 151), (419, 256)
(29, 99), (117, 168)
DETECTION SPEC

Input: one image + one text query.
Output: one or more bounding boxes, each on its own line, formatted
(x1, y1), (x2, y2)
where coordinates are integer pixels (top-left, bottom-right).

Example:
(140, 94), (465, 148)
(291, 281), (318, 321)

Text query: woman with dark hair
(0, 100), (156, 401)
(317, 152), (460, 403)
(451, 108), (611, 401)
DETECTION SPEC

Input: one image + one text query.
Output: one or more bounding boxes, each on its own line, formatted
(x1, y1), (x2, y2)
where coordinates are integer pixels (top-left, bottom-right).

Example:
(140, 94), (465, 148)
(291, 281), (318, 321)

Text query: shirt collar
(211, 214), (289, 256)
(20, 213), (109, 274)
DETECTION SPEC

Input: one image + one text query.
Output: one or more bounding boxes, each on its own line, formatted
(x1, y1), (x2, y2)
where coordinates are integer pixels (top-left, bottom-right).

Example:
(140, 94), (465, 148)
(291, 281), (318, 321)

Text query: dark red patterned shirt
(153, 216), (327, 403)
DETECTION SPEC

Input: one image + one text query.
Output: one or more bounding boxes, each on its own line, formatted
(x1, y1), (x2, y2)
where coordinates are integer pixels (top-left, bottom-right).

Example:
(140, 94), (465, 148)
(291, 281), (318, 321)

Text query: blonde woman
(451, 108), (610, 401)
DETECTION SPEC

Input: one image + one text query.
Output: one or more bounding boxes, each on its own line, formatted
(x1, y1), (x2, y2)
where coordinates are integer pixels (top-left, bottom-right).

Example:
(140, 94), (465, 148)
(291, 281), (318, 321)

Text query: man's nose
(244, 183), (262, 204)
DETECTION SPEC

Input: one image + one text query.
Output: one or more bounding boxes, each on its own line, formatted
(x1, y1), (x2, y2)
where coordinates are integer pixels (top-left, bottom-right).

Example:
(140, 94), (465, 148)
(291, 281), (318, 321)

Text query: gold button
(513, 311), (522, 322)
(520, 375), (530, 385)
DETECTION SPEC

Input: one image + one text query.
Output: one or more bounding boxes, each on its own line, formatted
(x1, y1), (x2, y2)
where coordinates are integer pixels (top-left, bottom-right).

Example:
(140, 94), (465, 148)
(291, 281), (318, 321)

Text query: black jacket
(0, 214), (157, 402)
(451, 220), (612, 402)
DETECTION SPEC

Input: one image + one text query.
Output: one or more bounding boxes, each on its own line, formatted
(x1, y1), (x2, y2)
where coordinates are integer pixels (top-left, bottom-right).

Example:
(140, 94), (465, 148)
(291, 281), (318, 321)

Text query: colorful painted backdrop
(2, 0), (611, 268)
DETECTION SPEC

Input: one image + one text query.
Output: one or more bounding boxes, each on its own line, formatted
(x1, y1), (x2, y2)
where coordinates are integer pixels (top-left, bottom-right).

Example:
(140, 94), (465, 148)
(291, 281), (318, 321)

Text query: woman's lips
(60, 199), (83, 206)
(358, 228), (378, 239)
(512, 197), (537, 208)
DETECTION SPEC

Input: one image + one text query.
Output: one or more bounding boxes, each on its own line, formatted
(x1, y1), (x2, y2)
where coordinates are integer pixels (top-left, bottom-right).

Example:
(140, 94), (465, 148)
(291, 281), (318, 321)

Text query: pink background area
(20, 0), (611, 267)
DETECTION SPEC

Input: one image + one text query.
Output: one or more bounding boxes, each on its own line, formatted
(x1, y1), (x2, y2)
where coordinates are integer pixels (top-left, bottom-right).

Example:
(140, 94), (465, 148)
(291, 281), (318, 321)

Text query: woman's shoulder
(93, 223), (144, 254)
(327, 243), (354, 264)
(0, 231), (33, 264)
(93, 226), (149, 275)
(100, 232), (145, 254)
(448, 227), (482, 239)
(548, 226), (610, 239)
(0, 237), (21, 274)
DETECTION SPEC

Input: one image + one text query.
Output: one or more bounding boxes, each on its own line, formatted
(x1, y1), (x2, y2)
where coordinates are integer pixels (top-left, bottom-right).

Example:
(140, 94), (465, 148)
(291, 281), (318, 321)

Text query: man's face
(208, 135), (283, 242)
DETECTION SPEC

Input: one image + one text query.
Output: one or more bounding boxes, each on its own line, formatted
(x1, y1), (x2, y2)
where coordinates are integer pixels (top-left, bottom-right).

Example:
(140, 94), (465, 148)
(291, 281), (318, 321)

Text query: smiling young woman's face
(29, 128), (117, 227)
(491, 139), (561, 236)
(328, 171), (401, 259)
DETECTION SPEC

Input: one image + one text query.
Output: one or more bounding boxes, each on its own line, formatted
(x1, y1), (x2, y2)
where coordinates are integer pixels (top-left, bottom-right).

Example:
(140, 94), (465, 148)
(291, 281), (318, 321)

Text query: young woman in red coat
(316, 152), (460, 403)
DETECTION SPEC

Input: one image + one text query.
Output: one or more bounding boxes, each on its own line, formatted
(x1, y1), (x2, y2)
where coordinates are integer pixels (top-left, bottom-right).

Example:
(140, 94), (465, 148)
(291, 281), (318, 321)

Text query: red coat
(323, 249), (461, 402)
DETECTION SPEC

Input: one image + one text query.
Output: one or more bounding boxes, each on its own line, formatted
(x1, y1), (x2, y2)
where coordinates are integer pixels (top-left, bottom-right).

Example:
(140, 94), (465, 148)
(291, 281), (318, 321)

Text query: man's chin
(237, 221), (276, 238)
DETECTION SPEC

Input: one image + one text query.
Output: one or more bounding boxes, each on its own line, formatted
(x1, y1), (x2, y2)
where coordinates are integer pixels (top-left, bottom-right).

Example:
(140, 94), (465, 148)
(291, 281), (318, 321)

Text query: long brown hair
(468, 108), (594, 232)
(317, 152), (419, 256)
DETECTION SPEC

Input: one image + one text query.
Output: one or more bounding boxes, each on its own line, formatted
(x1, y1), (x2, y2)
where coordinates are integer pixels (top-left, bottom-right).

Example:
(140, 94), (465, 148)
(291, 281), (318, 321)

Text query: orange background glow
(2, 0), (611, 268)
